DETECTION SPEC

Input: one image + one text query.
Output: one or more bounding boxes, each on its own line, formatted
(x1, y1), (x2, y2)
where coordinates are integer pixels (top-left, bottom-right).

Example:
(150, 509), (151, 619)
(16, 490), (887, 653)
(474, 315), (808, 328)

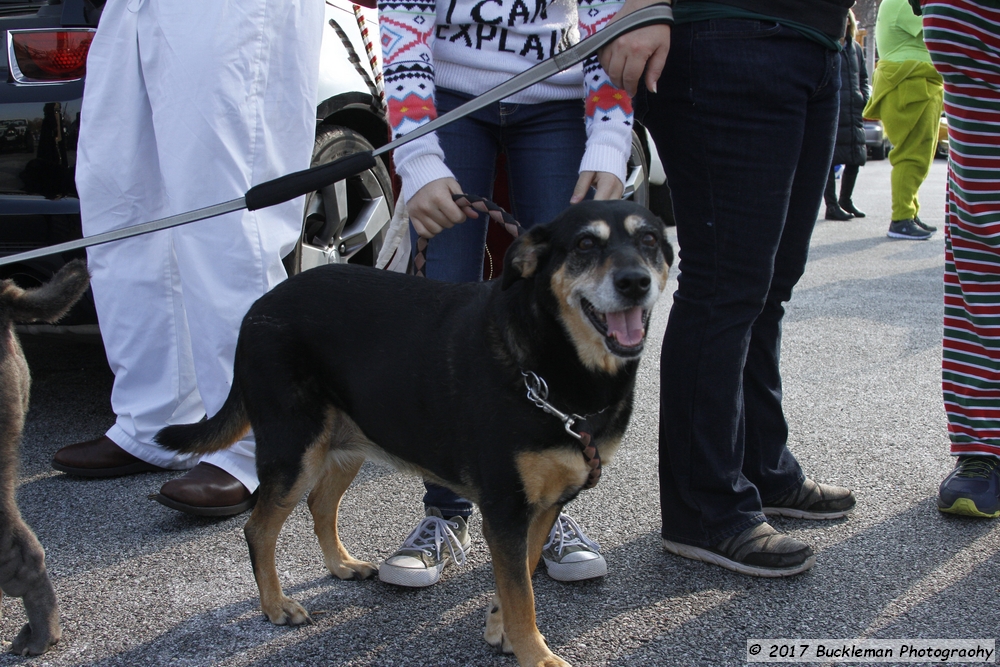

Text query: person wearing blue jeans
(379, 89), (614, 588)
(601, 0), (857, 577)
(379, 0), (633, 589)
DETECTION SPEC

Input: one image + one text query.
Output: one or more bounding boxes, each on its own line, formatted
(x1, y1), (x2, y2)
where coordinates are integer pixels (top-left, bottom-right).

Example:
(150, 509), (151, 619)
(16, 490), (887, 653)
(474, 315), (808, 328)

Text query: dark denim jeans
(418, 88), (588, 517)
(410, 87), (587, 283)
(640, 20), (841, 547)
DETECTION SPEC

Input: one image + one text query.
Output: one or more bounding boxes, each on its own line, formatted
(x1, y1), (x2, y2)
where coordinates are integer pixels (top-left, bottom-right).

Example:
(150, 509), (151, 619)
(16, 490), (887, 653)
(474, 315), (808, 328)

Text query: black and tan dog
(156, 200), (672, 667)
(0, 259), (90, 655)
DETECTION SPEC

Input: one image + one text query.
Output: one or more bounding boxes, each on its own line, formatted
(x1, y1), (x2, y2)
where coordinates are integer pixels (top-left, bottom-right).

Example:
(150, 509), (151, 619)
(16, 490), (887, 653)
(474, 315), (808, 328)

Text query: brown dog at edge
(0, 259), (89, 655)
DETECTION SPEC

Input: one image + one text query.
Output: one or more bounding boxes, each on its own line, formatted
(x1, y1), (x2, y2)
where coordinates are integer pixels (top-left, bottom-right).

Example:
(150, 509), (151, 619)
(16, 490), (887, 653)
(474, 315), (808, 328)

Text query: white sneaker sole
(662, 539), (815, 578)
(543, 554), (608, 582)
(886, 230), (932, 240)
(378, 542), (472, 588)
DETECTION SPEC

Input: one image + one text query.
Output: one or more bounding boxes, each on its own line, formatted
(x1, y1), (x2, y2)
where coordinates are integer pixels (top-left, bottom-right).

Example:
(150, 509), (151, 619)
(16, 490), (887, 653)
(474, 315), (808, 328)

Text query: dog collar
(521, 370), (602, 489)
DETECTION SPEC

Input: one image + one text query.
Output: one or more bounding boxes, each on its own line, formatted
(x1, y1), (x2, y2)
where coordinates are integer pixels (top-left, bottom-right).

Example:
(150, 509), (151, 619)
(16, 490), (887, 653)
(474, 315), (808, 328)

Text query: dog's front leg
(307, 456), (377, 580)
(482, 508), (570, 667)
(2, 526), (61, 655)
(484, 504), (561, 656)
(11, 576), (60, 656)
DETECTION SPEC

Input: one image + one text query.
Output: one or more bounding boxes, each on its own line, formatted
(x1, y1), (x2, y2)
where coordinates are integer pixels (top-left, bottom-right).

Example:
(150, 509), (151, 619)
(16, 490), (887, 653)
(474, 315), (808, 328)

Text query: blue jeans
(640, 20), (841, 547)
(417, 87), (587, 516)
(410, 87), (587, 283)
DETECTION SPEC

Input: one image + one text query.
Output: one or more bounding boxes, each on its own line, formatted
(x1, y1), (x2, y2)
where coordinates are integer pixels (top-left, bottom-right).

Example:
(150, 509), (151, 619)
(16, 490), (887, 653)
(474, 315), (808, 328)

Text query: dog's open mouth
(582, 298), (648, 356)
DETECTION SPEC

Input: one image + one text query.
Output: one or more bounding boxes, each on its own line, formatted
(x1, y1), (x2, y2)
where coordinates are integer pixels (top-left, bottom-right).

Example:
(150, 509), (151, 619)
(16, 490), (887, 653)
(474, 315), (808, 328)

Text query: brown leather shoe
(151, 462), (256, 517)
(52, 435), (167, 477)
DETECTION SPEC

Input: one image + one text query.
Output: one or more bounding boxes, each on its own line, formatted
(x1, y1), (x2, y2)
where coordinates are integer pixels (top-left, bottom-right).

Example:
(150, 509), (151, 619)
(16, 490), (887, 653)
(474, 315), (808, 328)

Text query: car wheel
(870, 142), (885, 161)
(935, 138), (949, 160)
(622, 129), (649, 208)
(287, 125), (393, 275)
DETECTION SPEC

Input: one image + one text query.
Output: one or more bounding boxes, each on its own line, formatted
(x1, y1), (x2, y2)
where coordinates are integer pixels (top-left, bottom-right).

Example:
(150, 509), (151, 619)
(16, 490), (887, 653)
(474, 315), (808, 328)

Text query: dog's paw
(10, 622), (60, 656)
(263, 597), (313, 626)
(535, 656), (571, 667)
(483, 602), (513, 653)
(328, 558), (377, 581)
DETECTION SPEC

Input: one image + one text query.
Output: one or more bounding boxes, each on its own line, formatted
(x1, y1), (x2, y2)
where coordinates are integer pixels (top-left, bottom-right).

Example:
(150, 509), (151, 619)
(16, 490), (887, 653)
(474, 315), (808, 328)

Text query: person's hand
(407, 177), (479, 239)
(571, 171), (624, 203)
(598, 0), (672, 97)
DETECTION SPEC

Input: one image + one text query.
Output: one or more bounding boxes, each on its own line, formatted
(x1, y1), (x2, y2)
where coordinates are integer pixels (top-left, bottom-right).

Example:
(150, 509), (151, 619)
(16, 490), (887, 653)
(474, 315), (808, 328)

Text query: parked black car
(0, 0), (396, 332)
(0, 0), (99, 328)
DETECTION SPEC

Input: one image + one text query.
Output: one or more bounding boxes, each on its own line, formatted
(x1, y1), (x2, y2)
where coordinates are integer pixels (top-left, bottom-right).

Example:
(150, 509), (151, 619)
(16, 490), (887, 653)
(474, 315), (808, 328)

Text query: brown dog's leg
(244, 483), (315, 626)
(482, 508), (570, 667)
(11, 575), (61, 656)
(0, 522), (61, 656)
(307, 456), (377, 580)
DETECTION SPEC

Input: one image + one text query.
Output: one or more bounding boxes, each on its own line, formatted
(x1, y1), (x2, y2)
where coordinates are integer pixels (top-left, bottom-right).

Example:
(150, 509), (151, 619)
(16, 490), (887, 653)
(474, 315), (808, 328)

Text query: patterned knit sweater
(378, 0), (634, 202)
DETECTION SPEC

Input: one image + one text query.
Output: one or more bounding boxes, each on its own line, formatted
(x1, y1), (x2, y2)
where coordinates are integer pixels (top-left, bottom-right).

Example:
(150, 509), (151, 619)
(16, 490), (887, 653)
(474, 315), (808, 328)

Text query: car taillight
(8, 29), (95, 83)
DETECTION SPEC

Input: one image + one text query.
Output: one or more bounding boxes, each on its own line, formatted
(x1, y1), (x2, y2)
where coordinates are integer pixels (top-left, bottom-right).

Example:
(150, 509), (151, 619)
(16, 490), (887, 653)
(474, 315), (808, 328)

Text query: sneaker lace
(543, 513), (600, 556)
(955, 456), (1000, 479)
(399, 516), (467, 567)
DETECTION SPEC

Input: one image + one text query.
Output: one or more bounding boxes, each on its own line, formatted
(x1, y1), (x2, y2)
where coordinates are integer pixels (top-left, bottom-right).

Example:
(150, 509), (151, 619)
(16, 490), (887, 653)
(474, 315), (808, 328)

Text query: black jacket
(832, 39), (869, 167)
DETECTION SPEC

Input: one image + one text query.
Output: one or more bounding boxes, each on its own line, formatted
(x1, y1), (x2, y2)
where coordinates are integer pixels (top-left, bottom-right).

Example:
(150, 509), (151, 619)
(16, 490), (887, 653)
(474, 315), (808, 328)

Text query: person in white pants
(51, 0), (323, 516)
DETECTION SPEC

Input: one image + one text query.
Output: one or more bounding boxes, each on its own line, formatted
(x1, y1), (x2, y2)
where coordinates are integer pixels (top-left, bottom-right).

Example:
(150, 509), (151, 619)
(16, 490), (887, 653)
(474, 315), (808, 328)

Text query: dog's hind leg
(482, 506), (569, 667)
(307, 455), (377, 581)
(244, 450), (326, 627)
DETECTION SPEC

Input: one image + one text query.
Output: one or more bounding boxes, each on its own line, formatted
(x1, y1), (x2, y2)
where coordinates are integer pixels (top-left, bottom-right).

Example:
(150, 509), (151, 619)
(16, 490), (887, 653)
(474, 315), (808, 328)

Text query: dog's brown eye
(640, 232), (657, 248)
(578, 236), (596, 251)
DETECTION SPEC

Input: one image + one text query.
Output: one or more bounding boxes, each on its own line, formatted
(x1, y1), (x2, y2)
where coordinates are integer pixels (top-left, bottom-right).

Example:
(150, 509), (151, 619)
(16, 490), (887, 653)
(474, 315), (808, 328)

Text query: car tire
(286, 125), (394, 276)
(870, 142), (886, 161)
(623, 129), (650, 208)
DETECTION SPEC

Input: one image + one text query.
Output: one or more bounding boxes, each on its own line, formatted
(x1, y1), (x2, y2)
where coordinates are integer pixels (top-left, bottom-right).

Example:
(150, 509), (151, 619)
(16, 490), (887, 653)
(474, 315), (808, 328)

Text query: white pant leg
(140, 0), (324, 490)
(77, 0), (200, 469)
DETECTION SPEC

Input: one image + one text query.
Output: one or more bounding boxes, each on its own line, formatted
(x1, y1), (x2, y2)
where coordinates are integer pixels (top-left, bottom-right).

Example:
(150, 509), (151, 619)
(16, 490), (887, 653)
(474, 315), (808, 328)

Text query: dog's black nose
(614, 268), (651, 299)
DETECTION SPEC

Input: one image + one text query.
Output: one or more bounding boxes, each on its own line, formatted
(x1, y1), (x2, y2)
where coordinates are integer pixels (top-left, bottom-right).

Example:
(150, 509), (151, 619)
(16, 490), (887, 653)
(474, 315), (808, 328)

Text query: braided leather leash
(411, 193), (522, 278)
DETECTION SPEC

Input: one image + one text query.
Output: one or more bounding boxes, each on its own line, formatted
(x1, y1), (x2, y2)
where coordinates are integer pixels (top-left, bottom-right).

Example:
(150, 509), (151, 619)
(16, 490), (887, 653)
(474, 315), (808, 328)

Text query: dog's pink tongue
(606, 307), (645, 347)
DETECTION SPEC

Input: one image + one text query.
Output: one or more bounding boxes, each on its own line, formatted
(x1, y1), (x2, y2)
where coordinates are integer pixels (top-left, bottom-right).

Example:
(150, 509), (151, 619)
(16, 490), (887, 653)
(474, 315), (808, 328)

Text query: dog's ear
(502, 225), (551, 290)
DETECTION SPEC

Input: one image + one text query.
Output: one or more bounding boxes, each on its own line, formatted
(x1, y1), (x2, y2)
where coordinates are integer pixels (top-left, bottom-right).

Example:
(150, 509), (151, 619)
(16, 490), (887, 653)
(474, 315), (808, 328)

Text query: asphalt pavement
(3, 157), (997, 667)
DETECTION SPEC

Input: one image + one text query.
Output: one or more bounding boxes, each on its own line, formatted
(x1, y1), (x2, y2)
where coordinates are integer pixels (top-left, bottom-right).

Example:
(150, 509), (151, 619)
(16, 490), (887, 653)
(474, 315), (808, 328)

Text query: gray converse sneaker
(378, 507), (471, 588)
(542, 513), (607, 581)
(663, 522), (815, 577)
(763, 478), (856, 520)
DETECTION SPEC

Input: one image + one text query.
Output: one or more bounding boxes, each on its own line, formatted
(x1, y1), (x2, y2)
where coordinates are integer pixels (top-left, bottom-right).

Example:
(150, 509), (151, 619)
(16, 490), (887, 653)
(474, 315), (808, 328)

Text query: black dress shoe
(825, 205), (853, 221)
(839, 200), (866, 218)
(52, 435), (168, 477)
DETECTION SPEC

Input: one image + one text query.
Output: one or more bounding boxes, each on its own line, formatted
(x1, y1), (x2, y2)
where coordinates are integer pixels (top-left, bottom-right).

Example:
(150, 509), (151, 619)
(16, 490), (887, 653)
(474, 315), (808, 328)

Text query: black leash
(0, 4), (672, 269)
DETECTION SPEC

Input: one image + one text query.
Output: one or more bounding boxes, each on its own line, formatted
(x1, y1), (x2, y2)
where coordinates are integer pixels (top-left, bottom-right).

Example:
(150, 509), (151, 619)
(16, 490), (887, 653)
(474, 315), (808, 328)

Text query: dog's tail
(155, 378), (250, 455)
(0, 259), (90, 324)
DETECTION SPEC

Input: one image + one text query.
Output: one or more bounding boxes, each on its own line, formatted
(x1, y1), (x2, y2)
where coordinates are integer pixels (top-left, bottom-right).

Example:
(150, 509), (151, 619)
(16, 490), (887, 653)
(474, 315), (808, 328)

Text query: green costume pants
(881, 77), (943, 220)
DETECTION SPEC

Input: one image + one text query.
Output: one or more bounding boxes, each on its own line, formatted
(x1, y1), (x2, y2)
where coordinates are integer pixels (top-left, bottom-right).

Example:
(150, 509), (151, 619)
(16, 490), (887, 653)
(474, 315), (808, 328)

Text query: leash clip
(522, 371), (585, 442)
